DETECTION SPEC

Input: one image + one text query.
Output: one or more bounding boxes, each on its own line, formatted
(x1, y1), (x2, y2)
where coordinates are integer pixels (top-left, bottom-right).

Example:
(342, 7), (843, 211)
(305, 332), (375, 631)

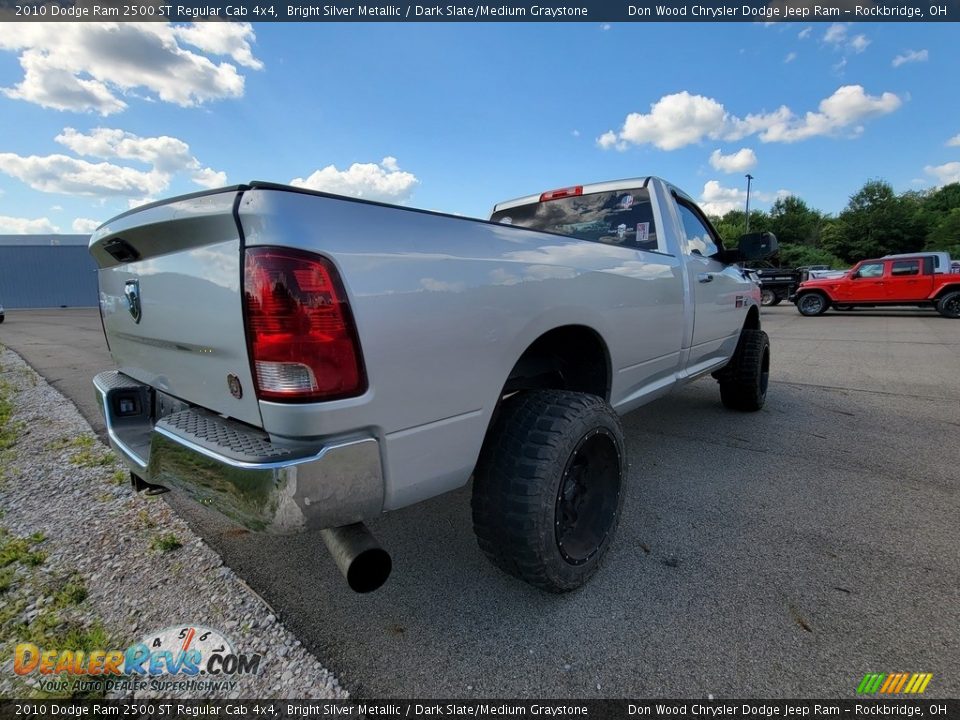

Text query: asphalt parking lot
(1, 306), (958, 698)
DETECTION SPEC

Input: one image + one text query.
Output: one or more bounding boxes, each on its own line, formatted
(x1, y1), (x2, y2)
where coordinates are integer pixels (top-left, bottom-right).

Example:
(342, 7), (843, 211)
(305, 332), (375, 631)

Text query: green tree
(825, 180), (927, 262)
(925, 207), (960, 257)
(708, 209), (771, 248)
(767, 196), (824, 248)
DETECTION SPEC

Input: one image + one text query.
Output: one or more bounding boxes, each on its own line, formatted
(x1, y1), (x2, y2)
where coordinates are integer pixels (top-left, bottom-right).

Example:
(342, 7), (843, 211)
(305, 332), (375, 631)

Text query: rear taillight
(243, 247), (366, 402)
(539, 186), (583, 202)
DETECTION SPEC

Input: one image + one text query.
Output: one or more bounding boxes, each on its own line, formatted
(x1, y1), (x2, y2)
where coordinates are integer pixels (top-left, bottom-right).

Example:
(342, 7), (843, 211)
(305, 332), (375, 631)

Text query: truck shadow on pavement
(169, 379), (960, 699)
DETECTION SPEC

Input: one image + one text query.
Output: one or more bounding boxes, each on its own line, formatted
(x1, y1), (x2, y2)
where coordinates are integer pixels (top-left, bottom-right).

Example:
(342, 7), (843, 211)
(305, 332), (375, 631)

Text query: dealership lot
(1, 306), (958, 698)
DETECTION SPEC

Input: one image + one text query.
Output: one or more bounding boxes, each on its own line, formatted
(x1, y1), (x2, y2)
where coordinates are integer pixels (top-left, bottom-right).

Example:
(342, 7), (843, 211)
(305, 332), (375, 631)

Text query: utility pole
(745, 174), (754, 233)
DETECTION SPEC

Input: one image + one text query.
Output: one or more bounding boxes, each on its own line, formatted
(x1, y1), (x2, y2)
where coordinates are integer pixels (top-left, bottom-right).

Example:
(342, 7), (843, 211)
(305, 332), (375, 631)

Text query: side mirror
(737, 232), (778, 262)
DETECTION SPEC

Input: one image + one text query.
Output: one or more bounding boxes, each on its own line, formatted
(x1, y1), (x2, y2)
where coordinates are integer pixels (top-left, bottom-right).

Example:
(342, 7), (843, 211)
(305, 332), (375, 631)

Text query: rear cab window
(490, 187), (661, 253)
(890, 260), (920, 276)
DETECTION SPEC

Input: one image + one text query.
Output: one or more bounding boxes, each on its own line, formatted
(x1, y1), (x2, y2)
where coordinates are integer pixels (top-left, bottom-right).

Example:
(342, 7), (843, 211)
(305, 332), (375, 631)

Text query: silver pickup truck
(89, 177), (776, 593)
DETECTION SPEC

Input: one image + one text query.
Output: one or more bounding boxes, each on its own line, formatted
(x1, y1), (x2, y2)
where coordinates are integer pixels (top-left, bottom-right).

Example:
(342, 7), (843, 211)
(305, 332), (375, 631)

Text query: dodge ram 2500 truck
(89, 177), (777, 593)
(793, 254), (960, 317)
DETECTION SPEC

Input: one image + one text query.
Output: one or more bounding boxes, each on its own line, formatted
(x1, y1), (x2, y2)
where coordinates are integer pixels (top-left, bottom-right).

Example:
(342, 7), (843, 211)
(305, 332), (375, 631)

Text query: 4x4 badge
(124, 279), (142, 324)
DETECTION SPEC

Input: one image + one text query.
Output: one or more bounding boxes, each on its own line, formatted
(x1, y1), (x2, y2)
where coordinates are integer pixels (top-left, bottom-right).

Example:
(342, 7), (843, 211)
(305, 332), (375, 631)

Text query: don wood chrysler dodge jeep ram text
(89, 177), (777, 593)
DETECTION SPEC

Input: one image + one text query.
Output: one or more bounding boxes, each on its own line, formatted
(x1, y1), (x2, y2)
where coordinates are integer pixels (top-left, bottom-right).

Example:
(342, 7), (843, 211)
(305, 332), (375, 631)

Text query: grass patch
(46, 436), (74, 451)
(0, 529), (47, 568)
(49, 435), (115, 468)
(136, 510), (156, 529)
(149, 533), (182, 553)
(0, 566), (14, 594)
(0, 378), (24, 452)
(109, 469), (128, 486)
(52, 574), (88, 608)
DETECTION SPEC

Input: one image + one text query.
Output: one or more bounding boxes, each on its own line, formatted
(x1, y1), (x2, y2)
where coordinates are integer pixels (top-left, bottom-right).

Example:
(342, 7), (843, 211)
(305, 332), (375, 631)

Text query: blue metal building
(0, 235), (98, 309)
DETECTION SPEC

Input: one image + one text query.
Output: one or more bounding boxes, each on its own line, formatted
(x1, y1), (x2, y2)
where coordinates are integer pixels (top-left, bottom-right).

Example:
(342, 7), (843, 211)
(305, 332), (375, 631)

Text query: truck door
(885, 258), (933, 302)
(847, 261), (886, 302)
(673, 196), (744, 369)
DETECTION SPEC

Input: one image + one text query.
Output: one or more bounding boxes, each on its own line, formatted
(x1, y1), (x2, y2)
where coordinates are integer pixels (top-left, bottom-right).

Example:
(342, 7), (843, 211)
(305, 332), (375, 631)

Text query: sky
(0, 21), (959, 235)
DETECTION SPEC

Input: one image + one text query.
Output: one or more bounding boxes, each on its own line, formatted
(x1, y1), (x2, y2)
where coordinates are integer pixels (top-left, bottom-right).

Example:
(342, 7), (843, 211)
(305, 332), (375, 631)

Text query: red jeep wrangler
(792, 255), (960, 318)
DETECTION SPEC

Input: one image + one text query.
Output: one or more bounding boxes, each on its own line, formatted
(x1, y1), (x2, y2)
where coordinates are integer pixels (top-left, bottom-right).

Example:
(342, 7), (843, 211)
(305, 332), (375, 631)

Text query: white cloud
(56, 127), (195, 172)
(784, 52), (797, 63)
(823, 23), (869, 54)
(925, 162), (960, 187)
(0, 23), (262, 115)
(699, 180), (791, 216)
(601, 23), (611, 30)
(290, 157), (419, 203)
(0, 152), (168, 197)
(192, 168), (228, 188)
(51, 126), (225, 190)
(709, 148), (757, 173)
(128, 197), (157, 210)
(823, 23), (848, 45)
(599, 85), (900, 151)
(0, 215), (60, 233)
(605, 91), (728, 151)
(700, 180), (747, 216)
(596, 130), (621, 150)
(72, 217), (101, 233)
(798, 27), (812, 39)
(571, 129), (580, 137)
(849, 35), (870, 53)
(892, 49), (929, 68)
(172, 23), (263, 69)
(947, 134), (960, 147)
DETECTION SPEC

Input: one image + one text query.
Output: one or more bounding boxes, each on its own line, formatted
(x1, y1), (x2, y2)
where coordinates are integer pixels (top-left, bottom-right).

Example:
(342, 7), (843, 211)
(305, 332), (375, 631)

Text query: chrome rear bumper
(93, 370), (384, 533)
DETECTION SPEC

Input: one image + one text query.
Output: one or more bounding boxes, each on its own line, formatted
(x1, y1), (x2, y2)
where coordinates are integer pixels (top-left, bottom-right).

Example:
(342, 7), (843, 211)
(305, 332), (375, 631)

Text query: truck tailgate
(89, 188), (262, 428)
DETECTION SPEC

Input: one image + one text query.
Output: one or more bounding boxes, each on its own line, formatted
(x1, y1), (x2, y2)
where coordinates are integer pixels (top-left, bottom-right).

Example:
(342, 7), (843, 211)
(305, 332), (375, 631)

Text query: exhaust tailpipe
(320, 523), (392, 593)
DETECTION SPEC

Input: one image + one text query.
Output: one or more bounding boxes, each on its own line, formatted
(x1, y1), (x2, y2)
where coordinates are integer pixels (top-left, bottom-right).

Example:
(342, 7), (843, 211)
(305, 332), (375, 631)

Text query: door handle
(698, 273), (714, 283)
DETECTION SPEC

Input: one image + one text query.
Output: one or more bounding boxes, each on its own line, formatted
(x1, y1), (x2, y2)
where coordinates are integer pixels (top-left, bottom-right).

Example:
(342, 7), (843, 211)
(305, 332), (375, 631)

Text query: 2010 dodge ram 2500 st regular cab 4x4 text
(89, 177), (777, 593)
(793, 255), (960, 317)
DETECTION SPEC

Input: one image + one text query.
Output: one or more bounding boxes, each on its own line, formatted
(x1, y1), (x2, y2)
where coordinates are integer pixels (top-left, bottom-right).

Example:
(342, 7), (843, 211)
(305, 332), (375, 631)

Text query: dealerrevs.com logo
(857, 673), (934, 695)
(14, 625), (261, 694)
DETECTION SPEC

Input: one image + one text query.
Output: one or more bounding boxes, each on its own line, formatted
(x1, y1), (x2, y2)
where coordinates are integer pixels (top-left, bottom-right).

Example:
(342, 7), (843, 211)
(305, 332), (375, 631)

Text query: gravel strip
(0, 345), (348, 700)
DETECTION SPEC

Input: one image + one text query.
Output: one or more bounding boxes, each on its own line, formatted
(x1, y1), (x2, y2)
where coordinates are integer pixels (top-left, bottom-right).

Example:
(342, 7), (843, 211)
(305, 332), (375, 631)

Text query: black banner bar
(0, 0), (958, 22)
(1, 700), (958, 720)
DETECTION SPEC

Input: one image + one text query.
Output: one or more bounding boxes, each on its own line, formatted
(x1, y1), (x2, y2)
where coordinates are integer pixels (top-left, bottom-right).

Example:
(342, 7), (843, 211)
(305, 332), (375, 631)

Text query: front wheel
(718, 329), (771, 412)
(472, 390), (626, 593)
(796, 292), (830, 316)
(760, 288), (777, 306)
(937, 290), (960, 318)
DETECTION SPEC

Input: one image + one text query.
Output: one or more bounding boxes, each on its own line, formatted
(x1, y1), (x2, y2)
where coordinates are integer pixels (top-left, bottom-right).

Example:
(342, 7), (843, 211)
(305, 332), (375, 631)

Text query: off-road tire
(936, 290), (960, 318)
(760, 289), (776, 306)
(472, 390), (626, 593)
(718, 329), (770, 412)
(769, 296), (783, 306)
(796, 292), (830, 316)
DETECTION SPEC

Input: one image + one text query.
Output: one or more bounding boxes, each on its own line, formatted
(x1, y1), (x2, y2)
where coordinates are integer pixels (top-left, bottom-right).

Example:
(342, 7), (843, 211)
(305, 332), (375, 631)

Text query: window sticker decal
(636, 222), (650, 247)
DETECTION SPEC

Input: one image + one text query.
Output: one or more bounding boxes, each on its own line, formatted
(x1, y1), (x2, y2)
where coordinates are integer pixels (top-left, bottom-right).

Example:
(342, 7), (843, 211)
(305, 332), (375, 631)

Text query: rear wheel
(797, 292), (829, 316)
(718, 329), (770, 412)
(472, 390), (626, 593)
(760, 288), (776, 306)
(937, 290), (960, 318)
